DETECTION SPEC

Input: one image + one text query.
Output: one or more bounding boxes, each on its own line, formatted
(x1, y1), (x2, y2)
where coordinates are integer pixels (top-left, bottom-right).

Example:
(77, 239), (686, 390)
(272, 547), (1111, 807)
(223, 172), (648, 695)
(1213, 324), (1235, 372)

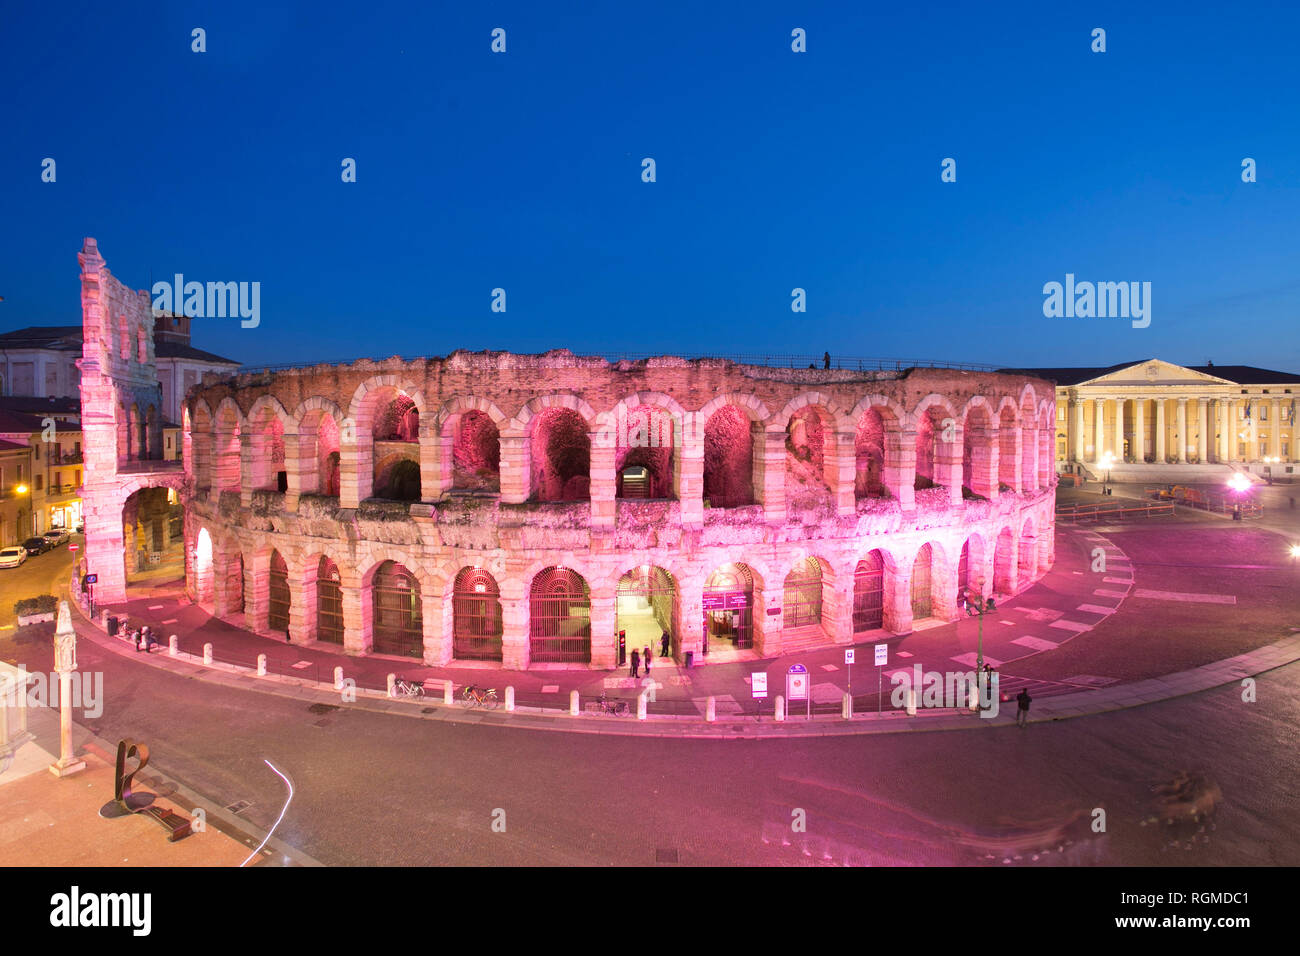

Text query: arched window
(703, 406), (754, 507)
(453, 567), (503, 661)
(372, 561), (422, 657)
(529, 567), (591, 662)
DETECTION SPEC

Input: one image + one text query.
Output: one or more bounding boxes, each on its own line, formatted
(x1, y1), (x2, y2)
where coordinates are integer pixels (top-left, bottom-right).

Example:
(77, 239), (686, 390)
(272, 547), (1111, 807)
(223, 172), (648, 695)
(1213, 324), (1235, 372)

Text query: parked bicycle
(392, 677), (425, 698)
(592, 692), (630, 717)
(462, 684), (499, 707)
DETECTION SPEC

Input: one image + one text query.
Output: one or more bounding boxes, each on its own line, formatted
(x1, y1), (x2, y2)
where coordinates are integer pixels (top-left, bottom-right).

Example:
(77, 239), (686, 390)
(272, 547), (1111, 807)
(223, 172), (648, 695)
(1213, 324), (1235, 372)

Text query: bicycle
(592, 692), (630, 717)
(392, 677), (425, 698)
(462, 684), (499, 708)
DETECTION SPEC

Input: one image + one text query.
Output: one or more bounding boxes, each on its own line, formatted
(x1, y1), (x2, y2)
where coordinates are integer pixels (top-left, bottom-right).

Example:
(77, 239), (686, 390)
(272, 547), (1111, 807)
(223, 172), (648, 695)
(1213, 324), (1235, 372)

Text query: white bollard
(169, 635), (179, 657)
(969, 683), (980, 712)
(334, 666), (344, 691)
(906, 688), (917, 716)
(570, 690), (580, 716)
(387, 673), (396, 697)
(775, 694), (785, 721)
(203, 643), (213, 665)
(257, 654), (267, 676)
(505, 686), (515, 711)
(705, 696), (716, 722)
(842, 692), (853, 720)
(444, 679), (454, 705)
(637, 690), (648, 720)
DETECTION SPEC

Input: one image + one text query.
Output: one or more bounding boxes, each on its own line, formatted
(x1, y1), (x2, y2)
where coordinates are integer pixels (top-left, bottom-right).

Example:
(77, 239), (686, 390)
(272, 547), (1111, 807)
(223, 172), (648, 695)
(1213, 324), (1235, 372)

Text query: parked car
(43, 528), (71, 547)
(22, 536), (52, 556)
(0, 546), (27, 569)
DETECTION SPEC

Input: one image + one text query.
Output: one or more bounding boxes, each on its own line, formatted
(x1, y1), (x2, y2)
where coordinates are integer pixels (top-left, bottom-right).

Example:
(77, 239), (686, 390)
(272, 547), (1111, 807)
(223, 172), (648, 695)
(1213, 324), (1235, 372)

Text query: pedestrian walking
(660, 630), (671, 657)
(630, 648), (641, 678)
(642, 646), (652, 673)
(1016, 688), (1032, 727)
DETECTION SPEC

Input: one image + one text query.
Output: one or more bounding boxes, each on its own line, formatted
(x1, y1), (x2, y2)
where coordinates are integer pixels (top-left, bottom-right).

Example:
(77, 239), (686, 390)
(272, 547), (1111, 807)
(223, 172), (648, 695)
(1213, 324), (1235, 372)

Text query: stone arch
(997, 398), (1020, 492)
(1038, 400), (1055, 488)
(958, 531), (988, 601)
(782, 555), (833, 630)
(702, 402), (760, 508)
(437, 396), (508, 495)
(912, 395), (960, 494)
(346, 376), (428, 503)
(529, 566), (592, 663)
(292, 397), (344, 497)
(190, 400), (214, 489)
(1018, 515), (1039, 583)
(1019, 386), (1040, 491)
(850, 395), (907, 501)
(452, 566), (504, 661)
(909, 540), (949, 621)
(993, 525), (1017, 594)
(246, 395), (292, 492)
(702, 560), (764, 653)
(604, 393), (685, 501)
(214, 397), (243, 492)
(780, 396), (843, 500)
(961, 397), (997, 499)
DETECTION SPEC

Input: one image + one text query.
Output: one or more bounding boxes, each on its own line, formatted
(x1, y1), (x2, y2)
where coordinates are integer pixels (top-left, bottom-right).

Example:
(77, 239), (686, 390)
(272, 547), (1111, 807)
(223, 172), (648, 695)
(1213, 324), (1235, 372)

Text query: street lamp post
(963, 589), (997, 675)
(1100, 452), (1115, 496)
(15, 483), (31, 538)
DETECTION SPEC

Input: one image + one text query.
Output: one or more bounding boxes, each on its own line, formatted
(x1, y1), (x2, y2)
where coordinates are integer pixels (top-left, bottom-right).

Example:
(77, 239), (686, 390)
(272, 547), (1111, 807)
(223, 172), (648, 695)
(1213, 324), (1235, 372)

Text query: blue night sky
(3, 1), (1298, 371)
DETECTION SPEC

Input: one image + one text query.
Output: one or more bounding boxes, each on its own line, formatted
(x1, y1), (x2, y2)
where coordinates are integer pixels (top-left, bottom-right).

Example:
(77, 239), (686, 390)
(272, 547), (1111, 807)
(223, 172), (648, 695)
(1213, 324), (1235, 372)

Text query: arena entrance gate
(530, 567), (592, 664)
(702, 563), (755, 655)
(616, 566), (677, 661)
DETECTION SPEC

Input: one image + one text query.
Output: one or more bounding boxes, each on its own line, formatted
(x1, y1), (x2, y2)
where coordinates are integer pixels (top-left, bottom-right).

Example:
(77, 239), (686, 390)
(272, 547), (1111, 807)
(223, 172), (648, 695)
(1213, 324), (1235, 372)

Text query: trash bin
(107, 615), (119, 636)
(683, 651), (694, 668)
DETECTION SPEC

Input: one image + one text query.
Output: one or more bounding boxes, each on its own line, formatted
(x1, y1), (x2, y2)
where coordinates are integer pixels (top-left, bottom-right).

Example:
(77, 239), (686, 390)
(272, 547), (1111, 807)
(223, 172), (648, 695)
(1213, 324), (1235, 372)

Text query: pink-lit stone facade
(183, 352), (1057, 669)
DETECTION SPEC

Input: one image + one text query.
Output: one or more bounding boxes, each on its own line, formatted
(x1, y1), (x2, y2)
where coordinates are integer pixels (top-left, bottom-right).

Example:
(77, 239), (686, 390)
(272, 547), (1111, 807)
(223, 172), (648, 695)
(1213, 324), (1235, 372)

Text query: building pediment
(1079, 360), (1236, 389)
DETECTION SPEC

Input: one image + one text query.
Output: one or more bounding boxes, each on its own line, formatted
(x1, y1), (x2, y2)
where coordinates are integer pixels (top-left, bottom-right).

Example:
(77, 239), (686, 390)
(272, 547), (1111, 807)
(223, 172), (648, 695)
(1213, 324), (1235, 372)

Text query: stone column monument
(48, 600), (87, 778)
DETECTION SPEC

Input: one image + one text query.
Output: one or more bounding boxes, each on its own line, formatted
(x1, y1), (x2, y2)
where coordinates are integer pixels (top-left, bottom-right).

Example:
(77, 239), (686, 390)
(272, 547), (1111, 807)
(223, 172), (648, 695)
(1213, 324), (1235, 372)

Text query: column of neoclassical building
(1064, 390), (1296, 467)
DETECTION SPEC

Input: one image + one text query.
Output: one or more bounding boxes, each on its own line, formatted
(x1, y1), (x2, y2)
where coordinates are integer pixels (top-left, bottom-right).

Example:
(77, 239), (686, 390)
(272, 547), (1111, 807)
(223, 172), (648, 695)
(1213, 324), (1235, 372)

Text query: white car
(43, 528), (71, 547)
(0, 546), (28, 569)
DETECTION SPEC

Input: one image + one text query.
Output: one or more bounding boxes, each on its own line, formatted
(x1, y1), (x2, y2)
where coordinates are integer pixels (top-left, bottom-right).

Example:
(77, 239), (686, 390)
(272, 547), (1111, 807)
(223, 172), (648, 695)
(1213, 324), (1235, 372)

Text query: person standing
(630, 648), (641, 678)
(1016, 688), (1032, 728)
(642, 646), (652, 673)
(660, 630), (671, 658)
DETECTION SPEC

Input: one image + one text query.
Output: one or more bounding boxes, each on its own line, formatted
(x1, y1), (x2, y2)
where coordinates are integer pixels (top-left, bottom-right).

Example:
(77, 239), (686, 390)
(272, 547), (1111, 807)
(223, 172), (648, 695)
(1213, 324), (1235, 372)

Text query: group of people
(121, 619), (159, 653)
(628, 630), (673, 677)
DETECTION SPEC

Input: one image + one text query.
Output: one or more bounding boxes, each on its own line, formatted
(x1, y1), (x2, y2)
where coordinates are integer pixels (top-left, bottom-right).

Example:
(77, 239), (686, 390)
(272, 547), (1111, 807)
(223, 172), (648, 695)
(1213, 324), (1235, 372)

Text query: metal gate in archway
(911, 544), (933, 619)
(853, 551), (884, 632)
(783, 557), (824, 628)
(372, 561), (423, 658)
(316, 557), (344, 644)
(703, 563), (754, 651)
(453, 567), (504, 661)
(268, 550), (290, 633)
(958, 541), (970, 597)
(530, 567), (591, 663)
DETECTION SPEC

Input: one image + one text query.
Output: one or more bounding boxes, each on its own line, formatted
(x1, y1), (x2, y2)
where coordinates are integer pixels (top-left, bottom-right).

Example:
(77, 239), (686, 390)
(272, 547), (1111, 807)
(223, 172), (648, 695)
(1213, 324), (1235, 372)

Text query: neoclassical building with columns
(179, 352), (1057, 671)
(1004, 359), (1299, 477)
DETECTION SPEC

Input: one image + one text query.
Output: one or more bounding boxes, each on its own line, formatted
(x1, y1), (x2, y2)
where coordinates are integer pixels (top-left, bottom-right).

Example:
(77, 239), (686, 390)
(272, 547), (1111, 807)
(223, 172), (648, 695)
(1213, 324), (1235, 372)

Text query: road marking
(896, 650), (913, 658)
(1012, 635), (1058, 651)
(147, 604), (165, 610)
(1132, 589), (1236, 604)
(1049, 619), (1091, 633)
(1063, 674), (1119, 687)
(820, 663), (839, 671)
(1103, 576), (1132, 584)
(1076, 603), (1116, 616)
(1093, 589), (1128, 598)
(999, 620), (1016, 626)
(161, 618), (178, 624)
(540, 684), (559, 693)
(291, 661), (313, 669)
